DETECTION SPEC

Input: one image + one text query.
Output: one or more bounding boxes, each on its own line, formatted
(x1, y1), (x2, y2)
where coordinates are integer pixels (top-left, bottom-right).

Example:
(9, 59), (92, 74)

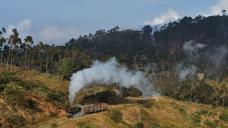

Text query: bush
(219, 112), (228, 122)
(141, 100), (154, 108)
(77, 122), (97, 128)
(47, 91), (62, 102)
(26, 99), (42, 112)
(178, 107), (187, 116)
(51, 123), (58, 128)
(80, 90), (127, 105)
(4, 83), (27, 107)
(109, 110), (123, 123)
(0, 72), (16, 84)
(5, 113), (26, 127)
(49, 112), (58, 117)
(198, 109), (210, 115)
(132, 122), (144, 128)
(191, 112), (201, 126)
(0, 84), (7, 92)
(204, 120), (217, 128)
(121, 87), (142, 97)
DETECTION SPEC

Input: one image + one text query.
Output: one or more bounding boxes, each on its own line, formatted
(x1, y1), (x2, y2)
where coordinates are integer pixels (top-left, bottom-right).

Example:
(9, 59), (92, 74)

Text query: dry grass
(35, 96), (228, 128)
(0, 65), (68, 92)
(0, 65), (227, 128)
(204, 79), (228, 88)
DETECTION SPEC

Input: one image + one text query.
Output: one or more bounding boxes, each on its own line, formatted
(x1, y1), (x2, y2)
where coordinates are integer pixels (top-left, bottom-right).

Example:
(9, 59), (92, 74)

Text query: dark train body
(67, 103), (107, 118)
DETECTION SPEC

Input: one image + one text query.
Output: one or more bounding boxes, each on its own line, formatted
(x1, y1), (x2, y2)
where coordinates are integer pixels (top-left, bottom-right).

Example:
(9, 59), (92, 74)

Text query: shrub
(26, 99), (42, 112)
(132, 122), (144, 128)
(80, 90), (127, 105)
(219, 112), (228, 122)
(141, 100), (154, 108)
(109, 110), (123, 123)
(191, 112), (201, 126)
(5, 113), (26, 127)
(77, 122), (97, 128)
(4, 83), (27, 107)
(121, 87), (142, 97)
(204, 120), (217, 128)
(0, 84), (7, 92)
(51, 123), (58, 128)
(0, 72), (16, 84)
(49, 112), (58, 117)
(178, 107), (187, 116)
(47, 91), (62, 102)
(199, 109), (209, 115)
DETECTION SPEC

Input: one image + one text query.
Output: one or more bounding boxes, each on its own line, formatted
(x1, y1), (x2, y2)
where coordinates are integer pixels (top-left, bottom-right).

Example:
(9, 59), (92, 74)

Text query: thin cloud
(37, 25), (82, 44)
(4, 19), (82, 45)
(144, 9), (180, 26)
(6, 19), (32, 37)
(210, 0), (228, 15)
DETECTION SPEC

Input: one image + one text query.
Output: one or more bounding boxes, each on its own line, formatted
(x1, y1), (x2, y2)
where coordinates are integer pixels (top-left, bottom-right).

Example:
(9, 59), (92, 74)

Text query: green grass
(204, 120), (218, 128)
(132, 122), (144, 128)
(109, 110), (123, 123)
(219, 112), (228, 122)
(191, 111), (202, 126)
(4, 82), (27, 107)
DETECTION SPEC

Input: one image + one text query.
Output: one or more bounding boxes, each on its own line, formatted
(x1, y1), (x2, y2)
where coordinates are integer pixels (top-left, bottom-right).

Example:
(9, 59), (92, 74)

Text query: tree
(23, 36), (33, 68)
(142, 25), (153, 35)
(222, 10), (227, 16)
(56, 58), (74, 80)
(0, 28), (6, 64)
(108, 26), (119, 33)
(8, 29), (21, 70)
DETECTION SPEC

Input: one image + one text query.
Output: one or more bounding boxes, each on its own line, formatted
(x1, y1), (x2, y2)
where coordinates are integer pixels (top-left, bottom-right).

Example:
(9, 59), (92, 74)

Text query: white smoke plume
(208, 46), (228, 73)
(176, 63), (197, 80)
(176, 40), (206, 80)
(68, 57), (158, 103)
(183, 40), (206, 56)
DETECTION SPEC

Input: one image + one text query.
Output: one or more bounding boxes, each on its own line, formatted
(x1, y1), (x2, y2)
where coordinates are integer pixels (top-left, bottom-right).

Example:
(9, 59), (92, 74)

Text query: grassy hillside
(0, 65), (68, 92)
(36, 96), (228, 128)
(0, 65), (68, 127)
(0, 65), (227, 128)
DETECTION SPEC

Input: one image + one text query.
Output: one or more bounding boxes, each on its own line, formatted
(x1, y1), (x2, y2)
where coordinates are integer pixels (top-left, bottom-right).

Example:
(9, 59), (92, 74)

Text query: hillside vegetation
(0, 65), (227, 128)
(36, 96), (228, 128)
(0, 65), (68, 128)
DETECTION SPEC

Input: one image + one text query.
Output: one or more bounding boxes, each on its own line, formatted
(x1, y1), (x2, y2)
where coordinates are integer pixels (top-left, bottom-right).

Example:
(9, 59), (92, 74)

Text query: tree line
(0, 28), (91, 79)
(0, 14), (227, 106)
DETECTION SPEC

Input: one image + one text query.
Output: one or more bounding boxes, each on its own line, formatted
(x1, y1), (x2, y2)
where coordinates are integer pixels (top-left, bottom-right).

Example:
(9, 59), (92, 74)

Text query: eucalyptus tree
(23, 35), (33, 68)
(8, 29), (22, 70)
(0, 27), (7, 64)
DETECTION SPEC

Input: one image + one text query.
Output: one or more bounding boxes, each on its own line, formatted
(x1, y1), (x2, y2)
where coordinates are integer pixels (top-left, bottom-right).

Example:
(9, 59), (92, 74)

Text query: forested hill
(0, 15), (228, 79)
(65, 15), (228, 78)
(66, 15), (228, 62)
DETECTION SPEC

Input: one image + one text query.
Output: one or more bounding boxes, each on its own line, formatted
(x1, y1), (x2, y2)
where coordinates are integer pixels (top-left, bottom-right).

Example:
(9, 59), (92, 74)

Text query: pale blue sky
(0, 0), (224, 44)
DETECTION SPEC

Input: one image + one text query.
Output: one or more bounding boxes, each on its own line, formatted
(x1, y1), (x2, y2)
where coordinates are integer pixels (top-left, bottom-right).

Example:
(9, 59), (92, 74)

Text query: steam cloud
(176, 40), (207, 80)
(183, 40), (206, 56)
(68, 57), (158, 103)
(177, 40), (228, 80)
(176, 63), (197, 80)
(208, 46), (228, 75)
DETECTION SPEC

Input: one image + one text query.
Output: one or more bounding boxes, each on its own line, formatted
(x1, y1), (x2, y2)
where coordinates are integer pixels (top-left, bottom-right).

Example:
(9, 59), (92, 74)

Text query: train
(67, 103), (107, 118)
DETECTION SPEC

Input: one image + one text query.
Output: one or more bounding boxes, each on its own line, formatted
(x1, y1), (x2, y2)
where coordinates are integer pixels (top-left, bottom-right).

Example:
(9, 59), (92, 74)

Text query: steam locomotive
(67, 103), (107, 118)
